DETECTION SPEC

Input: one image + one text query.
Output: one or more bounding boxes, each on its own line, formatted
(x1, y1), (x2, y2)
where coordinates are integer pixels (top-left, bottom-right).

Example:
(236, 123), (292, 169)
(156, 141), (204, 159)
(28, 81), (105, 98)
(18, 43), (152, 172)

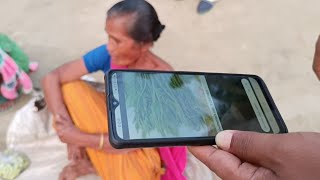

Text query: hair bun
(152, 23), (165, 41)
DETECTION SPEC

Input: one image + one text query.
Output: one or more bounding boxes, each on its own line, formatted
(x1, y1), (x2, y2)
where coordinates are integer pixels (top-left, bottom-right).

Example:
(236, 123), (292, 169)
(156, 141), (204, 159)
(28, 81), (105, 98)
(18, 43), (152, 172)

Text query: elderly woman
(41, 1), (187, 180)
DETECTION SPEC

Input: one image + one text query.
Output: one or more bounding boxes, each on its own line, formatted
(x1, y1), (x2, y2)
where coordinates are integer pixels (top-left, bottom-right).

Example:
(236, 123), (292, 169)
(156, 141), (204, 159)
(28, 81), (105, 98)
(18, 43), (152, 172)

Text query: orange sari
(62, 81), (164, 180)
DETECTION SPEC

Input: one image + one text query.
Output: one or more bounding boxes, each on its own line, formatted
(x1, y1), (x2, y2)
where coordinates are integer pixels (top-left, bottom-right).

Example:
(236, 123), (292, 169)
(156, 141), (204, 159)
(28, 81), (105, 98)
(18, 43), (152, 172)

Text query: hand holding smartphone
(105, 70), (287, 149)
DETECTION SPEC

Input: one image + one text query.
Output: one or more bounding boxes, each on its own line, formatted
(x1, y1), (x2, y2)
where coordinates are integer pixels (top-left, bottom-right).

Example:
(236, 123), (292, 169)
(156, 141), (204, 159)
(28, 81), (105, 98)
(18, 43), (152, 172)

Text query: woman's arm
(42, 59), (133, 154)
(41, 59), (88, 120)
(42, 59), (91, 160)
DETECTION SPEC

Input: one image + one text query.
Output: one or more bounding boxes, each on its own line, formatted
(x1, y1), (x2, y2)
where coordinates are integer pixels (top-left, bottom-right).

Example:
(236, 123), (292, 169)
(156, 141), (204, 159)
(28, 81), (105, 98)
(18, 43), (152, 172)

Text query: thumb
(54, 114), (64, 124)
(55, 114), (68, 122)
(216, 130), (280, 168)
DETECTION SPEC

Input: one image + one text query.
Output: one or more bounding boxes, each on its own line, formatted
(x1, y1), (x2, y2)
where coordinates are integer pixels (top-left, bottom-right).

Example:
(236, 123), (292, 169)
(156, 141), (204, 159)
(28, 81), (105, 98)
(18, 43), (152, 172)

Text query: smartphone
(105, 70), (288, 149)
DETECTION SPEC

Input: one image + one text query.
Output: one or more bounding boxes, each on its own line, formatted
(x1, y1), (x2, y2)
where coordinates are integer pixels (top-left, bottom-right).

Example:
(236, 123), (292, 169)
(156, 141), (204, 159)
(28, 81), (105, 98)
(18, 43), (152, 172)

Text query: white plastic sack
(6, 97), (54, 149)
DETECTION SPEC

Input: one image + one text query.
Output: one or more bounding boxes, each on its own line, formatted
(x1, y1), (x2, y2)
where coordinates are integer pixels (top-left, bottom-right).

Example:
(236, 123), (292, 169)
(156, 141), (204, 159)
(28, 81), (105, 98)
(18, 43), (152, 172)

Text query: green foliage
(123, 73), (217, 138)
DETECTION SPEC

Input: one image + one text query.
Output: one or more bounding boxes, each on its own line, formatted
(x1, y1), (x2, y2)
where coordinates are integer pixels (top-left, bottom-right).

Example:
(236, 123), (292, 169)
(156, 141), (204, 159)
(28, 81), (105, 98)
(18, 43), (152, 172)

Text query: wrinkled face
(105, 15), (143, 66)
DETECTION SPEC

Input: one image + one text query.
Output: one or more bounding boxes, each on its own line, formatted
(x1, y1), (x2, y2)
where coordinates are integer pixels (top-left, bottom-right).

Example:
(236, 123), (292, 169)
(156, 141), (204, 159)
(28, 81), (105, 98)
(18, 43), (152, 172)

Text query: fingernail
(215, 130), (234, 150)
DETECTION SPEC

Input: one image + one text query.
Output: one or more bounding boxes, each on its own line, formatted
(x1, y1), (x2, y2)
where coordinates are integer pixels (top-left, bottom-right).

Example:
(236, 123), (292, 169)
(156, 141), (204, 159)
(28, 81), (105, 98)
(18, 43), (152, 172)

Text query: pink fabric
(0, 47), (33, 100)
(111, 63), (127, 70)
(110, 63), (187, 180)
(159, 147), (187, 180)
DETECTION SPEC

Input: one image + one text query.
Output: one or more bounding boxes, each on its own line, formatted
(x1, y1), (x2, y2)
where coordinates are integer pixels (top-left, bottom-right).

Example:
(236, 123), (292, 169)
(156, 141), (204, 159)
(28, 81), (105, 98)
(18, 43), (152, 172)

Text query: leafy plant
(123, 72), (218, 138)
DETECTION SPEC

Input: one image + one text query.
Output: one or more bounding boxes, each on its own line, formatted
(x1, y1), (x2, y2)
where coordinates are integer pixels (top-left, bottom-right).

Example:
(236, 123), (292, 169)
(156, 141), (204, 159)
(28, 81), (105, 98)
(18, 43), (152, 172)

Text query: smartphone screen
(109, 71), (284, 140)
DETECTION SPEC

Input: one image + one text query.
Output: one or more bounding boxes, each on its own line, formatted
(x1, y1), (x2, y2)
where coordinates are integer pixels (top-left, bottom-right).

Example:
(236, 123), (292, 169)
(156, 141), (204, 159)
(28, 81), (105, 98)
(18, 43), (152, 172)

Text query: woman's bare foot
(59, 159), (97, 180)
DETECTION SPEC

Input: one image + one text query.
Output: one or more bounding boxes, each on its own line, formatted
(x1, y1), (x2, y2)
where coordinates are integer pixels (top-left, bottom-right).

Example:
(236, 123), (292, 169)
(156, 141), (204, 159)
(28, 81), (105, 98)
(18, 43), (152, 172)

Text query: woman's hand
(55, 114), (138, 154)
(53, 115), (87, 161)
(55, 114), (82, 144)
(67, 144), (87, 161)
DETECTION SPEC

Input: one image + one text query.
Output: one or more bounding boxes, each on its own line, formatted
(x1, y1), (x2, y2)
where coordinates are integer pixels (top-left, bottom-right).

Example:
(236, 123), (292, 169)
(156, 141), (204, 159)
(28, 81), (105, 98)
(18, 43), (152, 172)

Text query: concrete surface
(0, 0), (320, 177)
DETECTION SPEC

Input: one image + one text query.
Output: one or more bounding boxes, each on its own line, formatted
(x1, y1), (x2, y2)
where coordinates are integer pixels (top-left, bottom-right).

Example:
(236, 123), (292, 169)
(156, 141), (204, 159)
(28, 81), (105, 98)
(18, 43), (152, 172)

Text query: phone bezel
(105, 70), (288, 149)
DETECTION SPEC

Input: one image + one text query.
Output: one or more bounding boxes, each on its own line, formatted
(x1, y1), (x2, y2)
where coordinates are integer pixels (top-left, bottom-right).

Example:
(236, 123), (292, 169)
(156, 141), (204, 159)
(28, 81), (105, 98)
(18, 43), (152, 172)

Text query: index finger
(189, 146), (240, 176)
(189, 146), (264, 180)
